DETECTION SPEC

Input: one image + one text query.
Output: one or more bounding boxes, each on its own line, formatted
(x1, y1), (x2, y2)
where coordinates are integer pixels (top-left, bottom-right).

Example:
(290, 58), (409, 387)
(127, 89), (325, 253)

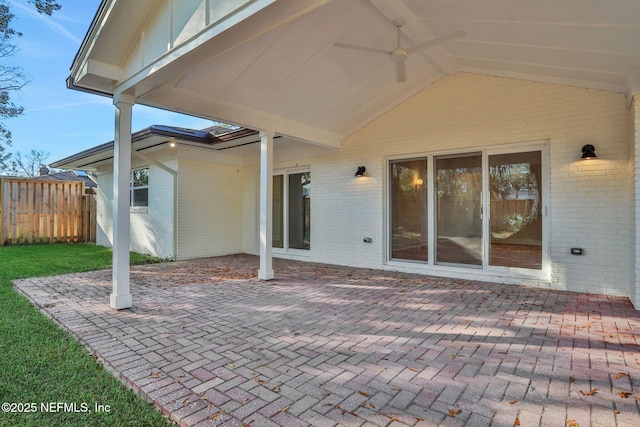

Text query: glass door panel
(489, 151), (542, 269)
(272, 175), (284, 248)
(390, 158), (428, 261)
(288, 172), (310, 250)
(435, 153), (482, 266)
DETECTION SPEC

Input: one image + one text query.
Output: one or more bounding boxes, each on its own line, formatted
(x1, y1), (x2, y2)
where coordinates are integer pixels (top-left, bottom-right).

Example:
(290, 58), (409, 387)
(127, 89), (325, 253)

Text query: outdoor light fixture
(355, 166), (366, 177)
(581, 144), (596, 160)
(169, 137), (177, 148)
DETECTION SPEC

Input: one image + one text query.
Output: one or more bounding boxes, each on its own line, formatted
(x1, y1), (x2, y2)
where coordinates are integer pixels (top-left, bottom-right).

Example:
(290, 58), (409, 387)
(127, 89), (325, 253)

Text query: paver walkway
(14, 254), (640, 427)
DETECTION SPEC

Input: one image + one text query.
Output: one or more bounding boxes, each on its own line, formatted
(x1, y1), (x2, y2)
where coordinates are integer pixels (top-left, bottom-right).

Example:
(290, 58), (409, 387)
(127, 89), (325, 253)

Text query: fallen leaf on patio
(280, 405), (289, 413)
(509, 400), (517, 405)
(569, 376), (575, 383)
(369, 402), (375, 408)
(514, 418), (521, 426)
(579, 388), (597, 396)
(358, 391), (369, 397)
(181, 398), (191, 405)
(382, 413), (399, 421)
(566, 420), (579, 427)
(273, 385), (281, 392)
(449, 355), (456, 359)
(391, 387), (401, 391)
(372, 302), (378, 305)
(614, 409), (620, 414)
(615, 372), (629, 379)
(619, 391), (632, 398)
(227, 363), (235, 368)
(448, 409), (462, 417)
(408, 368), (418, 372)
(148, 372), (161, 378)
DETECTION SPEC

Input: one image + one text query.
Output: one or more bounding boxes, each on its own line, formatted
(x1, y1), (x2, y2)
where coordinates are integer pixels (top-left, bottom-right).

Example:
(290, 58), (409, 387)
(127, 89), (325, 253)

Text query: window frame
(130, 167), (149, 211)
(272, 167), (311, 256)
(386, 141), (550, 280)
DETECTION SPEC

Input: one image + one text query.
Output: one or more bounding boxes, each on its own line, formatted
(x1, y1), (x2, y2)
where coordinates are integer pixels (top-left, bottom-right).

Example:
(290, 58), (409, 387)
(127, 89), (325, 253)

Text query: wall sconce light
(581, 144), (596, 160)
(169, 137), (177, 148)
(355, 166), (366, 177)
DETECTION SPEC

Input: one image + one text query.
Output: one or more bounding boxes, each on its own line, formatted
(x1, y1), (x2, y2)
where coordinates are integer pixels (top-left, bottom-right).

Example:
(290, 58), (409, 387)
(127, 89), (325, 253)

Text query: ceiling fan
(334, 18), (465, 83)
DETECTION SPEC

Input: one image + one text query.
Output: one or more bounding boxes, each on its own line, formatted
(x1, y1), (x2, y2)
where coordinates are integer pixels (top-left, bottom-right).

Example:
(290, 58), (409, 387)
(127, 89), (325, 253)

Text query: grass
(0, 244), (172, 427)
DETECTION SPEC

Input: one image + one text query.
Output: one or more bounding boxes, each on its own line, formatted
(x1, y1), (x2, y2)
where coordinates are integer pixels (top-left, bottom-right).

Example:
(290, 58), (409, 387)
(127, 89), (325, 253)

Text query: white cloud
(8, 0), (82, 45)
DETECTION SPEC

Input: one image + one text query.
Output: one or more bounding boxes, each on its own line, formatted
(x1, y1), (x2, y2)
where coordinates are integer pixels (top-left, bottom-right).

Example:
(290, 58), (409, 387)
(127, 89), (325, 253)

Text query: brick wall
(176, 158), (245, 259)
(96, 160), (176, 259)
(285, 73), (631, 297)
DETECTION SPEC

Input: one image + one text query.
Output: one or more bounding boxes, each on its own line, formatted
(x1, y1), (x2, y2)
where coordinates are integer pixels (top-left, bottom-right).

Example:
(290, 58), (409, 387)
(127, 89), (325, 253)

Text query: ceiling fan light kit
(334, 17), (465, 83)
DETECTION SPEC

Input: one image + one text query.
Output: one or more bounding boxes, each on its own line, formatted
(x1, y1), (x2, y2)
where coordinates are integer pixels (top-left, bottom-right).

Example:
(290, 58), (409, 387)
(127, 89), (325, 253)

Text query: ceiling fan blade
(334, 42), (390, 56)
(406, 30), (466, 55)
(395, 60), (406, 83)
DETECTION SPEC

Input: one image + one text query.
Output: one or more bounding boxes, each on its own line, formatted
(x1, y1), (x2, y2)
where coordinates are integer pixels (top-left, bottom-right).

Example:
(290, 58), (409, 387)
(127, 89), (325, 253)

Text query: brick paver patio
(14, 254), (640, 426)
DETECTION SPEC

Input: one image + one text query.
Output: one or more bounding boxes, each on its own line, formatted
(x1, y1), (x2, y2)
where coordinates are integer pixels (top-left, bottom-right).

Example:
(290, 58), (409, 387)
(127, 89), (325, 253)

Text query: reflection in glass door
(390, 158), (428, 261)
(489, 151), (542, 269)
(435, 153), (483, 266)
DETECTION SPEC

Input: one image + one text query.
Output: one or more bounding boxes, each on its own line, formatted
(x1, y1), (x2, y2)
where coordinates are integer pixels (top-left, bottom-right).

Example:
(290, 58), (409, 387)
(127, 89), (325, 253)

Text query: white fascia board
(115, 0), (331, 98)
(115, 0), (278, 96)
(87, 59), (122, 82)
(70, 0), (117, 81)
(141, 85), (343, 149)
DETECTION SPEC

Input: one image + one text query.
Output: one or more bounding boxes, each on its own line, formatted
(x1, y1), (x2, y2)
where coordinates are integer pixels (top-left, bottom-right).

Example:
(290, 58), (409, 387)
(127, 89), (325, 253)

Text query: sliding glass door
(489, 151), (542, 269)
(435, 153), (483, 267)
(389, 145), (546, 273)
(390, 158), (428, 261)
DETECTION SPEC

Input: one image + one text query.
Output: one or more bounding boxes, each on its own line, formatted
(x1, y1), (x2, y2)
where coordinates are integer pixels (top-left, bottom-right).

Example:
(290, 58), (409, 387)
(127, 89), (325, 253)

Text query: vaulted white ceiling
(72, 0), (640, 147)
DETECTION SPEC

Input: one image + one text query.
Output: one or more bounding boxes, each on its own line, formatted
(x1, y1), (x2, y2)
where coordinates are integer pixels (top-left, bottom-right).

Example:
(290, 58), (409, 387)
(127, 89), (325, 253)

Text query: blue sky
(6, 0), (214, 165)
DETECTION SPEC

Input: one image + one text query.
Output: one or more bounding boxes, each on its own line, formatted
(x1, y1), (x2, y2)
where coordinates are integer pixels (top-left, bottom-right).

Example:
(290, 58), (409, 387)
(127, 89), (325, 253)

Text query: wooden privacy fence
(0, 178), (97, 245)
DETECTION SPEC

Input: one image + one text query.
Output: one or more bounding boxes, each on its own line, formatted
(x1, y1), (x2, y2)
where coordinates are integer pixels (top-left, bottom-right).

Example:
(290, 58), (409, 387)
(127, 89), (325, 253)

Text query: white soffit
(75, 0), (640, 143)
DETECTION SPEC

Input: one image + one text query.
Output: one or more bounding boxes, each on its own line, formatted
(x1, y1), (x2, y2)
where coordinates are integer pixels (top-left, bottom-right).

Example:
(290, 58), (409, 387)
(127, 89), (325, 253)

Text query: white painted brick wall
(176, 158), (244, 259)
(251, 73), (631, 298)
(633, 98), (640, 307)
(95, 160), (176, 259)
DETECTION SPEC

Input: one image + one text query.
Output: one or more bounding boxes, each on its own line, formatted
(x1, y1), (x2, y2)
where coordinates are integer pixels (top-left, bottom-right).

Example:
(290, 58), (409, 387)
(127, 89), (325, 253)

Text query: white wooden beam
(139, 85), (344, 149)
(110, 93), (135, 309)
(258, 130), (274, 280)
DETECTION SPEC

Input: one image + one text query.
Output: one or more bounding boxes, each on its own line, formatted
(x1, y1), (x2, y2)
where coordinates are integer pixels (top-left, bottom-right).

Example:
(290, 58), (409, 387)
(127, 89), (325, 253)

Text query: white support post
(633, 94), (640, 310)
(258, 130), (275, 280)
(110, 94), (135, 309)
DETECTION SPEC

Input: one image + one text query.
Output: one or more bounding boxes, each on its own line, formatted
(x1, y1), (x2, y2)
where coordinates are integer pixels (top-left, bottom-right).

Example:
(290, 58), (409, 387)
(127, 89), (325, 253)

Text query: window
(389, 145), (547, 273)
(130, 168), (149, 207)
(273, 170), (311, 252)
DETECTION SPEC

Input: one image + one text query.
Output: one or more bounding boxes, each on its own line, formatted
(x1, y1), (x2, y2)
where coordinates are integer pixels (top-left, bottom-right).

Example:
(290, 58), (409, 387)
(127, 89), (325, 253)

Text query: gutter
(66, 76), (113, 98)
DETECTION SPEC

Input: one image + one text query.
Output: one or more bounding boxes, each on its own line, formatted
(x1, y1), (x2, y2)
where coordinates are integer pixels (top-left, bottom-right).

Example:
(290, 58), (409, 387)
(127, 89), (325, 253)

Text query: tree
(0, 0), (61, 170)
(10, 149), (52, 177)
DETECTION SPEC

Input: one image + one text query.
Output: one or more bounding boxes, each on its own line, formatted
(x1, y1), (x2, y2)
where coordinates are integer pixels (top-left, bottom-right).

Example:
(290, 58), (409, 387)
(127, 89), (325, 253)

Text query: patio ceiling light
(581, 144), (596, 160)
(355, 166), (366, 177)
(169, 137), (177, 148)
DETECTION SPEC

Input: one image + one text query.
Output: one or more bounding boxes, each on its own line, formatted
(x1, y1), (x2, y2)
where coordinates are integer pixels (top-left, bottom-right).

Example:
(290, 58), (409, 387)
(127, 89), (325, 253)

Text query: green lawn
(0, 244), (172, 427)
